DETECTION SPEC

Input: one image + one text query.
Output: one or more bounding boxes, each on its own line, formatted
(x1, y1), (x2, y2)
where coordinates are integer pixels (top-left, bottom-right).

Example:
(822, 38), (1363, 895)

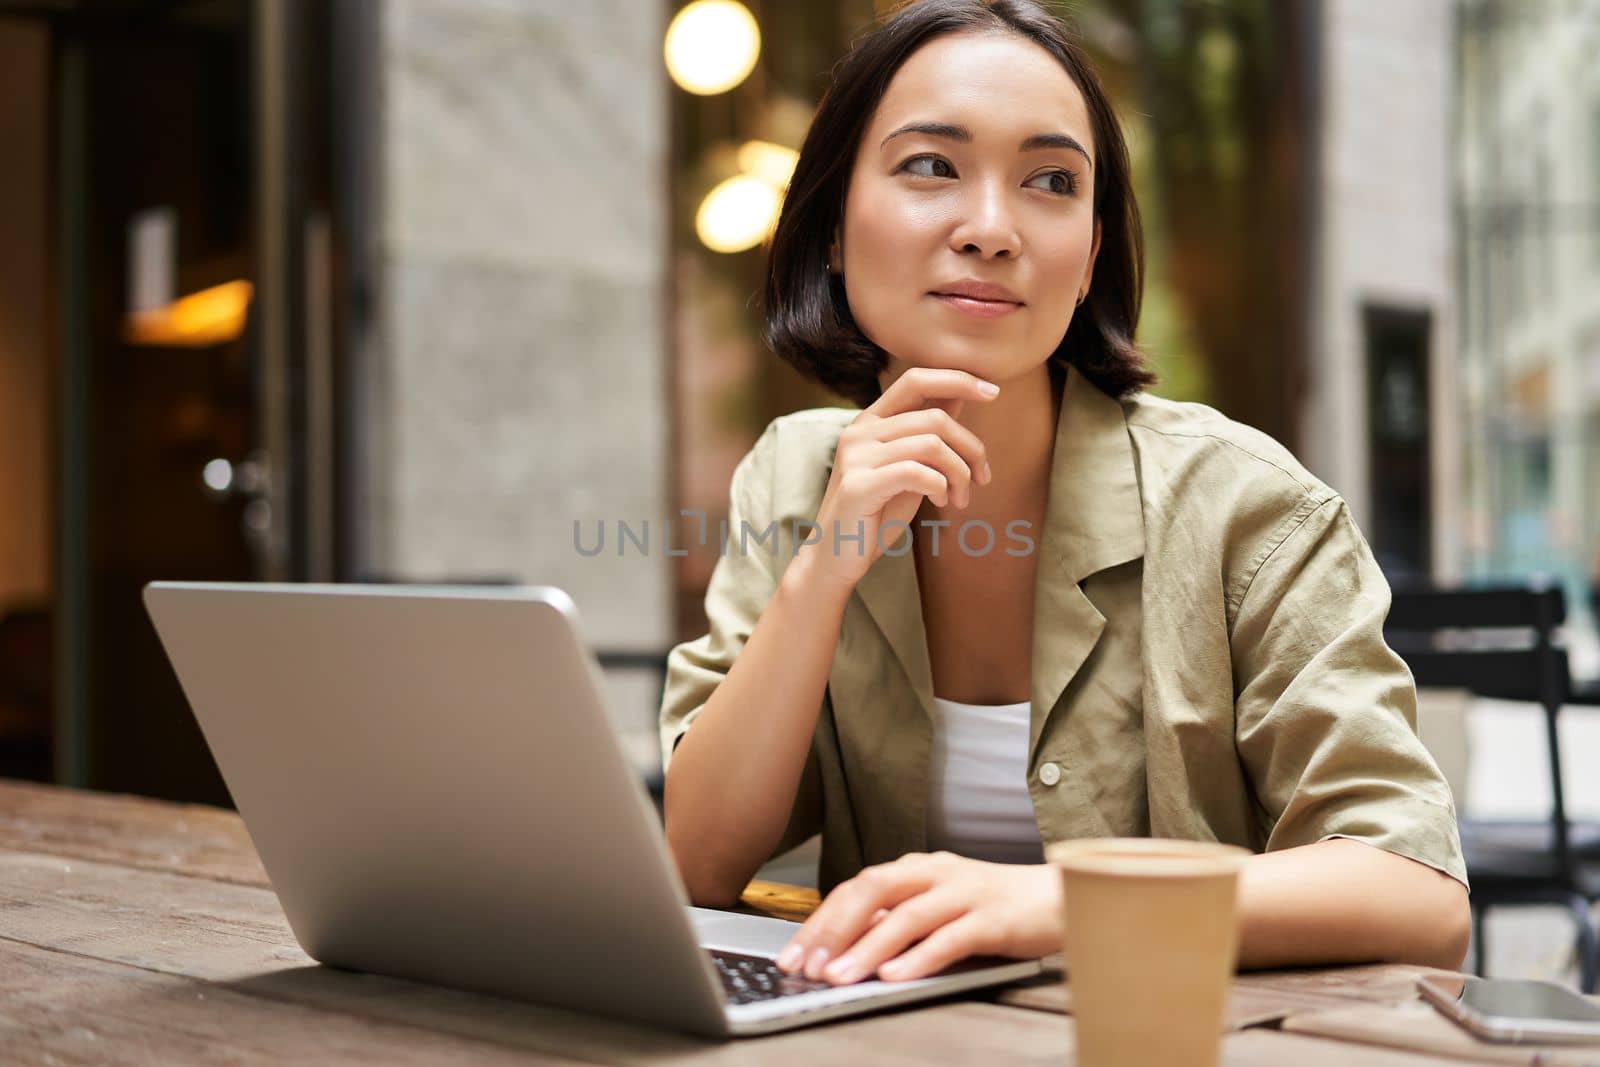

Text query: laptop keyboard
(710, 949), (833, 1005)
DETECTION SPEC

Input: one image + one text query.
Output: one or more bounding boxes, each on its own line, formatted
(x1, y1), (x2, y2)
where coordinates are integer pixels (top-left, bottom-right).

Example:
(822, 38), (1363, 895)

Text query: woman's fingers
(844, 459), (950, 512)
(804, 369), (996, 587)
(877, 914), (999, 982)
(867, 367), (999, 419)
(777, 861), (934, 978)
(819, 890), (968, 985)
(870, 434), (973, 509)
(868, 408), (991, 487)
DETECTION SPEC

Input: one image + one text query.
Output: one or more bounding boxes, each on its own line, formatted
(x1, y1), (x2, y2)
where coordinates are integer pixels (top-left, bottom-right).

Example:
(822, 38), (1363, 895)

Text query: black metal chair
(1386, 583), (1600, 992)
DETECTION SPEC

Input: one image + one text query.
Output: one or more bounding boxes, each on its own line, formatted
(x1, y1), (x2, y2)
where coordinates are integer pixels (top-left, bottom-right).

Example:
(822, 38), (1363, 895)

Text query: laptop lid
(143, 582), (730, 1035)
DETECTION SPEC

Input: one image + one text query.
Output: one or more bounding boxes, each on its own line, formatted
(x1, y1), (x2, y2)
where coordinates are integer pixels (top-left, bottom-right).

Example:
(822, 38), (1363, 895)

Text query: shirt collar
(1038, 363), (1145, 585)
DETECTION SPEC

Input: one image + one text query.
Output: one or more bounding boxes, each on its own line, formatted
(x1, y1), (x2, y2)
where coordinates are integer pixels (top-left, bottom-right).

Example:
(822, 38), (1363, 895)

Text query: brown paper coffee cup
(1046, 838), (1250, 1067)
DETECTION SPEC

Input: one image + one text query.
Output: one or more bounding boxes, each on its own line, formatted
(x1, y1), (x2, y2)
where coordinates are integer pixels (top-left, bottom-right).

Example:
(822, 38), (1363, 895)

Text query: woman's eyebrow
(879, 121), (1093, 170)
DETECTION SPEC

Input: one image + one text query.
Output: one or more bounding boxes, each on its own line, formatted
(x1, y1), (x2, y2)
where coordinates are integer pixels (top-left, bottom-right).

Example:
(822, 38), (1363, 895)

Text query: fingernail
(879, 959), (907, 980)
(978, 381), (999, 397)
(776, 944), (802, 972)
(824, 955), (858, 983)
(982, 462), (993, 484)
(804, 947), (831, 980)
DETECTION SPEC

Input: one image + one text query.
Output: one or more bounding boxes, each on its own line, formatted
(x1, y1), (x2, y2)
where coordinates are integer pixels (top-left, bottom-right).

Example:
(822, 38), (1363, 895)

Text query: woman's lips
(929, 292), (1023, 319)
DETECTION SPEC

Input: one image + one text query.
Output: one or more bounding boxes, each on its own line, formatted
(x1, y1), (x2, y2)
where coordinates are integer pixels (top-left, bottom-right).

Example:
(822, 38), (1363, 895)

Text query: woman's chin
(884, 347), (1044, 382)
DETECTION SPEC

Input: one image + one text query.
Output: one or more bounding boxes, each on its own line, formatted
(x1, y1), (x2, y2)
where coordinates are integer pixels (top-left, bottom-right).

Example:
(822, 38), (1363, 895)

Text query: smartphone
(1417, 975), (1600, 1044)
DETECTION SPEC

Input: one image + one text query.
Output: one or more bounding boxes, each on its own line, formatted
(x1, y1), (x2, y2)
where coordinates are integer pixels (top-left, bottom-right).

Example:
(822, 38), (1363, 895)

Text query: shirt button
(1038, 762), (1061, 787)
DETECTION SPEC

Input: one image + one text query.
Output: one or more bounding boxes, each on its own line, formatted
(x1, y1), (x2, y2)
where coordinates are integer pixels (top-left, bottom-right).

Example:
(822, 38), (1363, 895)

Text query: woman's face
(835, 30), (1101, 386)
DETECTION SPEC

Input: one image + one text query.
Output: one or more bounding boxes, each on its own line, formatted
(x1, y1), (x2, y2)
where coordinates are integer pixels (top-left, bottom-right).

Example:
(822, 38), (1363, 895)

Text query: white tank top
(926, 695), (1046, 865)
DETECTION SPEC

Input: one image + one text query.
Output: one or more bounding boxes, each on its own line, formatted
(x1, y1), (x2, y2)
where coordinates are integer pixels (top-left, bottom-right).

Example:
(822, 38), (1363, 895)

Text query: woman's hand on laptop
(773, 853), (1062, 984)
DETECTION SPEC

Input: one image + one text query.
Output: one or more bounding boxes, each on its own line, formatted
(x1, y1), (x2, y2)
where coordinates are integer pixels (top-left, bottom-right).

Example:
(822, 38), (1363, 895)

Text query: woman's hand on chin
(773, 852), (1062, 984)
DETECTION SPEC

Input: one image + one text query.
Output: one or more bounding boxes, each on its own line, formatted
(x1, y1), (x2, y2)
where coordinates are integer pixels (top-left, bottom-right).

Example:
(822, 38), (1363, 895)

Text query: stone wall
(1303, 0), (1459, 578)
(356, 0), (672, 764)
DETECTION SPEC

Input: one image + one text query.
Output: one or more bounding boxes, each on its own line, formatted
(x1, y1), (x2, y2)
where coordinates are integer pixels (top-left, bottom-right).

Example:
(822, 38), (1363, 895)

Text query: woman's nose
(948, 181), (1021, 259)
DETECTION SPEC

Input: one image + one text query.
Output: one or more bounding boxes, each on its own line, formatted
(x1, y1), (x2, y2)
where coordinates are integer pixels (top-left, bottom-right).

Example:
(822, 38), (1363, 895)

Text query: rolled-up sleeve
(657, 424), (823, 855)
(1230, 495), (1468, 889)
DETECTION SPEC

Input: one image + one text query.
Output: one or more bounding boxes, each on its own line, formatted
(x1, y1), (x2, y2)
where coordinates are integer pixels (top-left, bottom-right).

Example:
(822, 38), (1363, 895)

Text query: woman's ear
(1078, 217), (1102, 303)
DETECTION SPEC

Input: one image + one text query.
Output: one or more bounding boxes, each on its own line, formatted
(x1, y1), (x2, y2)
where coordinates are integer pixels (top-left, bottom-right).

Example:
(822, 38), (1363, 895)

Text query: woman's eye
(1025, 169), (1080, 196)
(897, 157), (1077, 193)
(902, 155), (947, 178)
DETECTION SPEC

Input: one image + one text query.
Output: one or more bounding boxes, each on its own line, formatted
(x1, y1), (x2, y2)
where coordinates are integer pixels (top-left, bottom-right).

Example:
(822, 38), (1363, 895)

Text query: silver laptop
(142, 582), (1043, 1037)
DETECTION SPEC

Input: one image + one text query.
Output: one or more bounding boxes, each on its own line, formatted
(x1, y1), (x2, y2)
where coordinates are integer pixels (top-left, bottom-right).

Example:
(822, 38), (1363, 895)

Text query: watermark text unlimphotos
(573, 511), (1036, 559)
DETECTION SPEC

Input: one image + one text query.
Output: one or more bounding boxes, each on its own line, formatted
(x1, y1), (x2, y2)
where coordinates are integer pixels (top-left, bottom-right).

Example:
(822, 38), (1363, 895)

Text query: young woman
(659, 0), (1470, 987)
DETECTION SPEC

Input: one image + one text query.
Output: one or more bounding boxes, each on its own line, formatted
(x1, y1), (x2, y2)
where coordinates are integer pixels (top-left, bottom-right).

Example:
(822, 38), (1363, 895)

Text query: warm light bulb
(665, 1), (761, 96)
(124, 279), (253, 348)
(168, 280), (253, 338)
(736, 139), (799, 190)
(695, 175), (780, 254)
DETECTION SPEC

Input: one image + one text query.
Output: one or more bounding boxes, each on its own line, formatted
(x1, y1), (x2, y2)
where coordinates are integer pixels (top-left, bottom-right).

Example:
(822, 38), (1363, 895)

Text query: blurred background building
(0, 0), (673, 797)
(1456, 0), (1600, 641)
(1307, 0), (1457, 587)
(0, 0), (1597, 976)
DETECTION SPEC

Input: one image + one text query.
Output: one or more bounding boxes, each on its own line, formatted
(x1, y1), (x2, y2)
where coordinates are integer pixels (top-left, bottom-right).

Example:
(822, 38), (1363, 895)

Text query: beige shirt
(660, 365), (1468, 894)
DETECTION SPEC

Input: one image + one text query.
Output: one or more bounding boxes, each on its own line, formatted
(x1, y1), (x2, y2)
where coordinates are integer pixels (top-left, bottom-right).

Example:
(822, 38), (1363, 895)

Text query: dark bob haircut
(763, 0), (1156, 409)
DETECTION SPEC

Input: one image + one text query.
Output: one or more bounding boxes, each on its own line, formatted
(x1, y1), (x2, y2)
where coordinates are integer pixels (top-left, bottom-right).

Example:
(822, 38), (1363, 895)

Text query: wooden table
(2, 778), (1595, 1065)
